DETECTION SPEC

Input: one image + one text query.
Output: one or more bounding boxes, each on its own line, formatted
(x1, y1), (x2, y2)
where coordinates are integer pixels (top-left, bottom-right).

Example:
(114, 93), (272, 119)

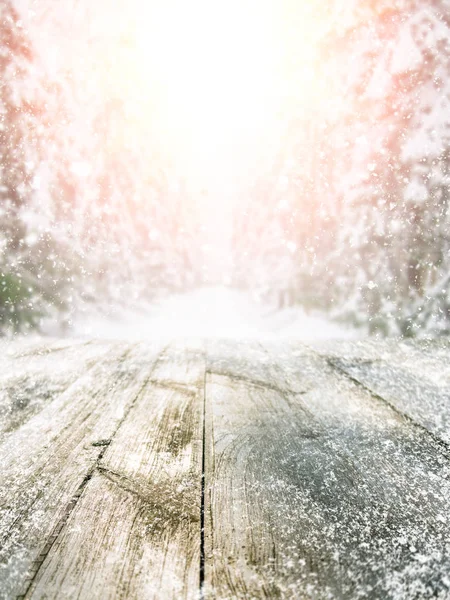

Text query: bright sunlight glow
(104, 0), (331, 187)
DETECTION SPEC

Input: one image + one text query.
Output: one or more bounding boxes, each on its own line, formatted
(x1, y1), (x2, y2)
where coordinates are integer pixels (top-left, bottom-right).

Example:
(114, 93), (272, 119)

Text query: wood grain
(0, 341), (114, 440)
(204, 340), (450, 599)
(2, 338), (450, 600)
(26, 340), (205, 600)
(0, 341), (164, 599)
(329, 356), (450, 445)
(311, 338), (450, 445)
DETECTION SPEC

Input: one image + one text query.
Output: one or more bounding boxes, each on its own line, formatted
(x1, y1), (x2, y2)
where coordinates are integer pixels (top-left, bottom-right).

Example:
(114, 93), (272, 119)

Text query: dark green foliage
(0, 272), (42, 332)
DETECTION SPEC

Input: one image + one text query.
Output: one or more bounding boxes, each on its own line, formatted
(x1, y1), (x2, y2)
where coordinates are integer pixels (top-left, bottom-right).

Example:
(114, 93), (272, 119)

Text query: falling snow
(2, 4), (450, 599)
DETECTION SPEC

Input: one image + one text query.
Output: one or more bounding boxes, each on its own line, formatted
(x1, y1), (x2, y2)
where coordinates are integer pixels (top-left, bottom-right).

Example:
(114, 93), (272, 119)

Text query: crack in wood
(96, 465), (200, 529)
(0, 364), (130, 551)
(97, 465), (152, 500)
(5, 340), (450, 599)
(207, 370), (307, 398)
(16, 453), (105, 600)
(17, 345), (169, 599)
(147, 379), (198, 396)
(200, 370), (207, 598)
(91, 439), (111, 447)
(327, 357), (450, 463)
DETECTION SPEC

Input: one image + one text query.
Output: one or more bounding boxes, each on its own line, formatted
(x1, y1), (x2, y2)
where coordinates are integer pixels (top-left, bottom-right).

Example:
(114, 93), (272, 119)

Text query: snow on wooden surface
(0, 338), (449, 599)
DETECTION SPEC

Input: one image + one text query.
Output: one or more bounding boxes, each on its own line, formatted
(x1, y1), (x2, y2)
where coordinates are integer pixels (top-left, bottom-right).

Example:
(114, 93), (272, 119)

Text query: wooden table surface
(0, 337), (450, 599)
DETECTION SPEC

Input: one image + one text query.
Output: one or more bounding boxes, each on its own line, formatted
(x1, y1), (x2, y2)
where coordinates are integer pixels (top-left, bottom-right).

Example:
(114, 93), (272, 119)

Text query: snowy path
(1, 337), (450, 599)
(72, 287), (357, 341)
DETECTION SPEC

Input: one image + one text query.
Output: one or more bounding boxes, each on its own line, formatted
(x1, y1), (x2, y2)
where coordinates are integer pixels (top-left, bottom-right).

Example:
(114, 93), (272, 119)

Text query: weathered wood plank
(313, 337), (450, 374)
(312, 337), (450, 392)
(3, 337), (450, 600)
(283, 337), (450, 445)
(325, 348), (450, 446)
(0, 341), (116, 440)
(0, 337), (82, 361)
(26, 340), (205, 600)
(0, 341), (164, 600)
(204, 340), (450, 599)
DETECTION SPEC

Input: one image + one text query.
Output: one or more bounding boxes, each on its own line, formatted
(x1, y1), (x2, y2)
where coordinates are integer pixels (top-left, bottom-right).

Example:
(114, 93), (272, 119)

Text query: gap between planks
(9, 339), (450, 599)
(326, 357), (450, 462)
(17, 442), (110, 600)
(18, 344), (170, 600)
(199, 370), (207, 596)
(21, 340), (206, 600)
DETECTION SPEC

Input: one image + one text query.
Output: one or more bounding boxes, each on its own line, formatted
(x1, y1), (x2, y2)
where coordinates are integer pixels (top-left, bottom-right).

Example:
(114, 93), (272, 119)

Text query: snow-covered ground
(71, 287), (360, 341)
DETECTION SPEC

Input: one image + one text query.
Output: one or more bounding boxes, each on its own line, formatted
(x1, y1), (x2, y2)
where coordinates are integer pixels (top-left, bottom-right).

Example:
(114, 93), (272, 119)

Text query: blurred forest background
(1, 0), (450, 337)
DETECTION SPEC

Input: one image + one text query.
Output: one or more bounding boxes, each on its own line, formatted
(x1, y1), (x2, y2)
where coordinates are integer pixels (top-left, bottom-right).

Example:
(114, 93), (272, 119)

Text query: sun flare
(99, 0), (330, 187)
